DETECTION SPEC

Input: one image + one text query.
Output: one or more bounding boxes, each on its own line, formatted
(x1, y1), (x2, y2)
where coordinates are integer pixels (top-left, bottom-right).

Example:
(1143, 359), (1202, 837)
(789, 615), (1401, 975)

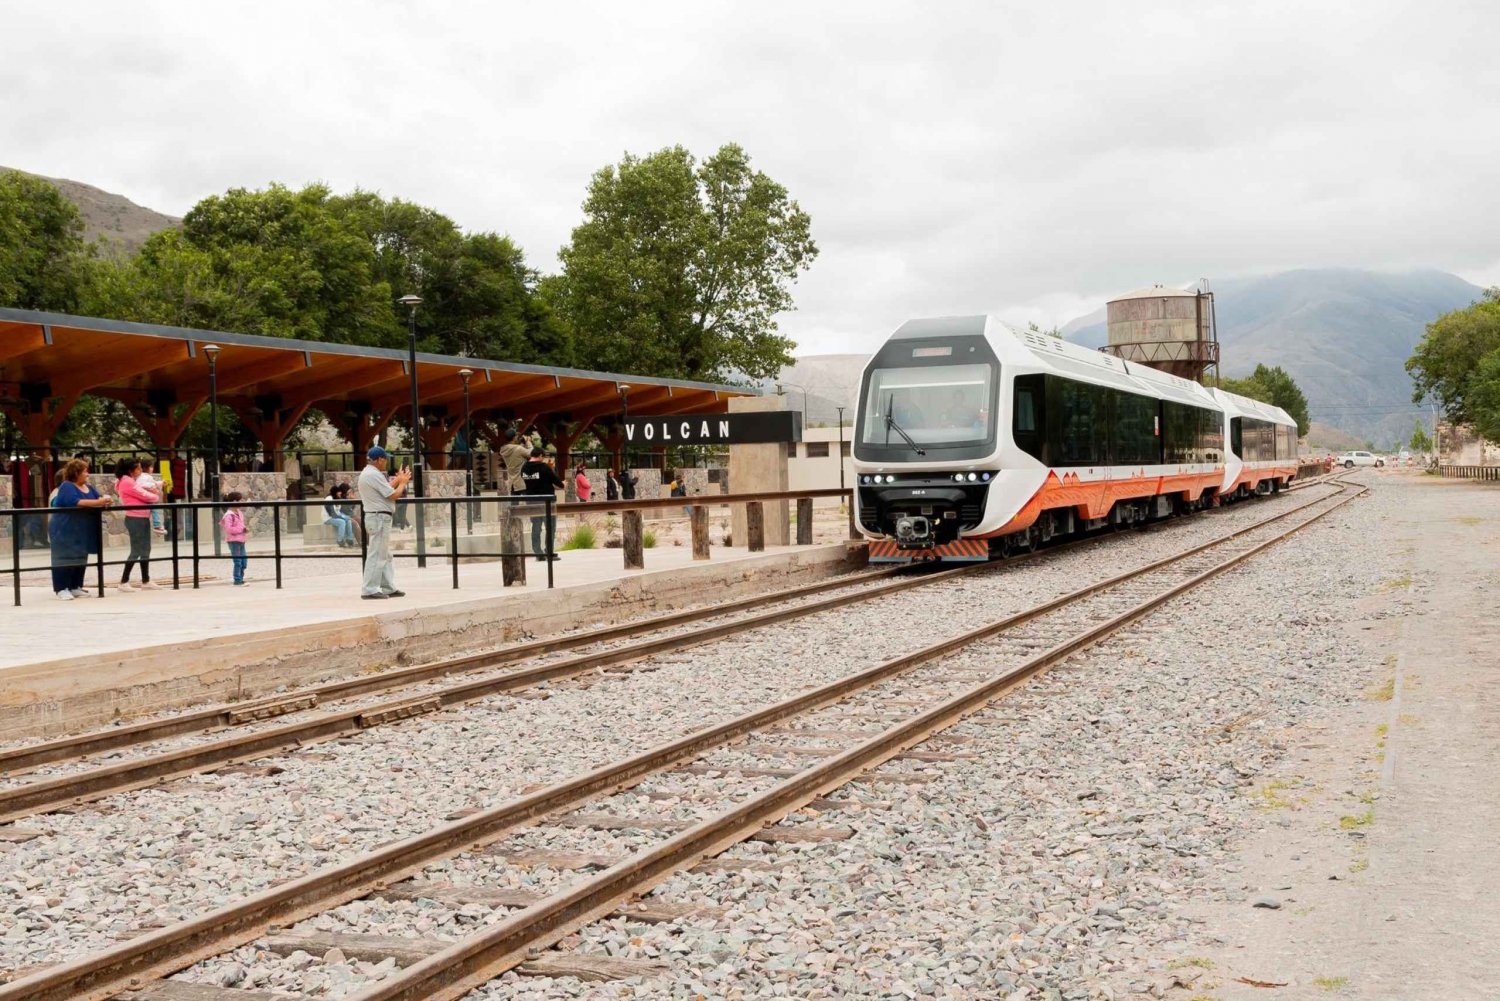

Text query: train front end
(851, 316), (1006, 563)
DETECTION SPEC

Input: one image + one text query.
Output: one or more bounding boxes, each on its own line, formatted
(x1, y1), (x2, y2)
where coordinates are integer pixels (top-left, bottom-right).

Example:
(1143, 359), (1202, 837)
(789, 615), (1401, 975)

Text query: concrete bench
(303, 522), (337, 545)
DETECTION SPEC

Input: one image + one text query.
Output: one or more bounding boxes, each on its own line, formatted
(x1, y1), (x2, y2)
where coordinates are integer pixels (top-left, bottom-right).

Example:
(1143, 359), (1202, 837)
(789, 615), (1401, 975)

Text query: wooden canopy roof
(0, 308), (753, 451)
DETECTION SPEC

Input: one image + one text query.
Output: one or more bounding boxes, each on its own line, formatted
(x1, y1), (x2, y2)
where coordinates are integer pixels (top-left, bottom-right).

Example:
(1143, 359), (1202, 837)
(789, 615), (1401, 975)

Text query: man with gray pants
(358, 446), (412, 599)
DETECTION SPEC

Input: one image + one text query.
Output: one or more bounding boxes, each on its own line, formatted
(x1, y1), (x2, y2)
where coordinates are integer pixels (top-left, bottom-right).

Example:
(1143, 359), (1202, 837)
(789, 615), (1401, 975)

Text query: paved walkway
(0, 541), (831, 672)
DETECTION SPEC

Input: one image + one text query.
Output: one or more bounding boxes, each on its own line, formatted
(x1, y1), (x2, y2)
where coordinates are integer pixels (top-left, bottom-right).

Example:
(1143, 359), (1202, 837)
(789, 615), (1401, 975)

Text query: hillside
(1, 166), (179, 257)
(1064, 269), (1483, 446)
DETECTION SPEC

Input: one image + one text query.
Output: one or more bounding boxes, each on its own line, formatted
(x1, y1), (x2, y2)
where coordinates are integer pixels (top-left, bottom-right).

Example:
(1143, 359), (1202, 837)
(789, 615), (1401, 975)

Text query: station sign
(621, 411), (802, 445)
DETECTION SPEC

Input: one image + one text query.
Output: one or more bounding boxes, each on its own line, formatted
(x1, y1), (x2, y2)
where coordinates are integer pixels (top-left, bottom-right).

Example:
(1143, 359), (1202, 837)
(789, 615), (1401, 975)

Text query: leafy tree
(1027, 321), (1063, 339)
(1408, 419), (1433, 455)
(0, 170), (99, 311)
(1219, 363), (1310, 436)
(1406, 288), (1500, 432)
(545, 143), (817, 382)
(332, 192), (573, 364)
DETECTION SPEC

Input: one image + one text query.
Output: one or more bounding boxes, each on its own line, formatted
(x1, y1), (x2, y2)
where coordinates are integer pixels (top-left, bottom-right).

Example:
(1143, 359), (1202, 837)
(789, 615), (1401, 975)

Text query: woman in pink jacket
(115, 457), (160, 591)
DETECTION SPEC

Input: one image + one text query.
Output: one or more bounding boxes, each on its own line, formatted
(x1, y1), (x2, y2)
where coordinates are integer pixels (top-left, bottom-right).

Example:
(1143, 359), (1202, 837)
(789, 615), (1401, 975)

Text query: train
(851, 316), (1300, 563)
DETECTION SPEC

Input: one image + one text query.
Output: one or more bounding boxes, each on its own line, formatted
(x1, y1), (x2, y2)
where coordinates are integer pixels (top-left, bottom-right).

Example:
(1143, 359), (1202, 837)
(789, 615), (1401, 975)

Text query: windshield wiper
(883, 393), (926, 456)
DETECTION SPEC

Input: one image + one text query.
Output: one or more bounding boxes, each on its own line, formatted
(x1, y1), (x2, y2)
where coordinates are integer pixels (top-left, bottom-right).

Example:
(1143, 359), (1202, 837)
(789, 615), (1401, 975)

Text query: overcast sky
(4, 1), (1497, 356)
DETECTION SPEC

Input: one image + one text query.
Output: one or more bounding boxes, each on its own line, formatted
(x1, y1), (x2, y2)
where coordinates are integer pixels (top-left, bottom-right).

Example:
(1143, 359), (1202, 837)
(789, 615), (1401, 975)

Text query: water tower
(1101, 281), (1220, 383)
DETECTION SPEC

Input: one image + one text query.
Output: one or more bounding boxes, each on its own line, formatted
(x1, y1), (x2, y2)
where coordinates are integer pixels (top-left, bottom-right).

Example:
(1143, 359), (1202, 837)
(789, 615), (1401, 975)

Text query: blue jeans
(229, 541), (247, 584)
(325, 513), (354, 544)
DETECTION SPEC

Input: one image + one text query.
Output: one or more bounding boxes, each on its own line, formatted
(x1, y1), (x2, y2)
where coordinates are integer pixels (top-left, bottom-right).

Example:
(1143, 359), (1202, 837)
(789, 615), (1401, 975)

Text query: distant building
(1437, 422), (1499, 466)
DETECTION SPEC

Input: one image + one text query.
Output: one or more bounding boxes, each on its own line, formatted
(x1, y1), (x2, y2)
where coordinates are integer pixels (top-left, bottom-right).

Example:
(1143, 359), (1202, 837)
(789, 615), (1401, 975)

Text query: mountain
(770, 354), (871, 425)
(1064, 269), (1483, 447)
(2, 166), (179, 257)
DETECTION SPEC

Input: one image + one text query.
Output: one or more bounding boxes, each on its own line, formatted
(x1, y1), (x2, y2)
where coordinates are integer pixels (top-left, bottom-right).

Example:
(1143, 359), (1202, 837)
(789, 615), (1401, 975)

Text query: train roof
(1208, 387), (1297, 427)
(1009, 327), (1218, 410)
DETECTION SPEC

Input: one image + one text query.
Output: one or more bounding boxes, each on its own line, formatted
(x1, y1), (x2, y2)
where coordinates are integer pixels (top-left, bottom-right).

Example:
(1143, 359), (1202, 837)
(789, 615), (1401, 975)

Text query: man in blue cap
(357, 445), (412, 599)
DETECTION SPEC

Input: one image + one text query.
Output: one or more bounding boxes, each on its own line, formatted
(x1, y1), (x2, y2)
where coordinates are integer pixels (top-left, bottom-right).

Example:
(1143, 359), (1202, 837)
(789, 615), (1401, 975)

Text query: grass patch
(1339, 810), (1375, 830)
(1349, 858), (1369, 873)
(1367, 678), (1395, 701)
(1359, 790), (1378, 805)
(1379, 575), (1413, 591)
(642, 529), (658, 549)
(560, 521), (598, 550)
(1397, 713), (1421, 726)
(1254, 780), (1295, 810)
(1169, 957), (1214, 969)
(1452, 516), (1483, 525)
(1374, 723), (1388, 737)
(1314, 975), (1350, 990)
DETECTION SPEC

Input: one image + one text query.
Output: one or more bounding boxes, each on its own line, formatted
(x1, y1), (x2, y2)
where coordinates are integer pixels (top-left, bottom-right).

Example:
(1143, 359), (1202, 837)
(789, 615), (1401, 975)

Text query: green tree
(546, 143), (817, 382)
(1406, 288), (1500, 432)
(0, 170), (99, 311)
(331, 192), (573, 364)
(1219, 363), (1311, 436)
(1027, 321), (1063, 339)
(1408, 419), (1433, 455)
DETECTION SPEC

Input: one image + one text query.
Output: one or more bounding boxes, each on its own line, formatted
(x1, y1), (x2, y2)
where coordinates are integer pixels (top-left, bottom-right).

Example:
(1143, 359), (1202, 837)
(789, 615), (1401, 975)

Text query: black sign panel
(622, 411), (802, 445)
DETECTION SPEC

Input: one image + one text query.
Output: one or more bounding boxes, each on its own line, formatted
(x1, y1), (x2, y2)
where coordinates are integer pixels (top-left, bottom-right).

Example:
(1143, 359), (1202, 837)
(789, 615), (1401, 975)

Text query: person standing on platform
(606, 469), (621, 501)
(574, 462), (592, 503)
(357, 446), (411, 600)
(500, 427), (532, 494)
(116, 457), (161, 591)
(619, 468), (638, 501)
(220, 492), (250, 585)
(520, 447), (565, 560)
(49, 458), (111, 600)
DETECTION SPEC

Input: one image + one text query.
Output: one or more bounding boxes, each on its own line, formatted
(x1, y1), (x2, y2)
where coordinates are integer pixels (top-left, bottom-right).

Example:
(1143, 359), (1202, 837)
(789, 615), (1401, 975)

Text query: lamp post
(459, 368), (473, 534)
(836, 405), (846, 493)
(618, 383), (630, 471)
(775, 382), (810, 420)
(397, 294), (426, 567)
(203, 344), (222, 557)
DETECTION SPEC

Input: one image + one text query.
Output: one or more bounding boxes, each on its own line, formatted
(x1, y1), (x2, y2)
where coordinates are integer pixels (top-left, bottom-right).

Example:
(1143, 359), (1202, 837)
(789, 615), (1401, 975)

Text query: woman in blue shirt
(49, 458), (113, 600)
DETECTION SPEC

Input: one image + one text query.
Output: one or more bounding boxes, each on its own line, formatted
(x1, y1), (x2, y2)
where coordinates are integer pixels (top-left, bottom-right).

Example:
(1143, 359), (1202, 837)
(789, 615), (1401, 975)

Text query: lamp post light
(836, 405), (846, 493)
(397, 294), (426, 567)
(775, 382), (810, 420)
(203, 344), (222, 557)
(458, 368), (473, 534)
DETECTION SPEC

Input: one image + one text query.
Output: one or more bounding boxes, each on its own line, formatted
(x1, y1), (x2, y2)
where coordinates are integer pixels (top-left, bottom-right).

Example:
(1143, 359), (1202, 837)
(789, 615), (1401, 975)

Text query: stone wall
(323, 469), (469, 530)
(220, 472), (292, 538)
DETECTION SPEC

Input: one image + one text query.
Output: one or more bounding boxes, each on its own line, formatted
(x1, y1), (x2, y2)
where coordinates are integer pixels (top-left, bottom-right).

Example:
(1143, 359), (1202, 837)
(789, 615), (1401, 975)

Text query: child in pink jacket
(220, 492), (249, 585)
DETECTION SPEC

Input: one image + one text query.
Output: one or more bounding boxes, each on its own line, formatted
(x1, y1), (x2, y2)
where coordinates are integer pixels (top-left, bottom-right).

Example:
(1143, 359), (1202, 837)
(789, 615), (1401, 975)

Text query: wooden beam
(211, 352), (312, 394)
(278, 359), (406, 411)
(52, 340), (190, 396)
(0, 327), (50, 365)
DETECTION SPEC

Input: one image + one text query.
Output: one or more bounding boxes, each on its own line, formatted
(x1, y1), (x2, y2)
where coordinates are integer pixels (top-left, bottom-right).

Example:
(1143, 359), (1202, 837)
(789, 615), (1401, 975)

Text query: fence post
(95, 509), (106, 597)
(746, 500), (765, 553)
(501, 505), (526, 586)
(796, 497), (813, 546)
(273, 504), (283, 589)
(545, 497), (555, 589)
(192, 504), (200, 588)
(10, 510), (19, 607)
(623, 509), (645, 570)
(848, 494), (860, 540)
(450, 500), (459, 590)
(171, 506), (180, 590)
(690, 504), (710, 560)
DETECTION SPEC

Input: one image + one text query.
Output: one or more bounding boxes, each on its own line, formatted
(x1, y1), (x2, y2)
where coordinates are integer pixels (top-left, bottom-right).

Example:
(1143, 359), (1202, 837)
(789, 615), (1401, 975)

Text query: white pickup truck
(1336, 450), (1384, 468)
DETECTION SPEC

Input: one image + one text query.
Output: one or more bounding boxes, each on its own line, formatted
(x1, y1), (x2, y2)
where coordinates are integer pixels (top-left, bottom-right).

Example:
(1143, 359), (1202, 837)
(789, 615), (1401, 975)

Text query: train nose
(894, 515), (931, 545)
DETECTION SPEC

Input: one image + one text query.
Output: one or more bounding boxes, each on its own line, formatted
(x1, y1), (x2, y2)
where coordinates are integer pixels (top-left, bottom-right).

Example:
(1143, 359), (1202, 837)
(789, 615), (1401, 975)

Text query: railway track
(0, 476), (1337, 822)
(0, 474), (1366, 1001)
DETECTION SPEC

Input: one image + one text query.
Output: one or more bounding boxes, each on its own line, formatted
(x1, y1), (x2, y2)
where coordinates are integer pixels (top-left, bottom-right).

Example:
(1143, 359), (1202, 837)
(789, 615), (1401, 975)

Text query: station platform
(0, 541), (862, 741)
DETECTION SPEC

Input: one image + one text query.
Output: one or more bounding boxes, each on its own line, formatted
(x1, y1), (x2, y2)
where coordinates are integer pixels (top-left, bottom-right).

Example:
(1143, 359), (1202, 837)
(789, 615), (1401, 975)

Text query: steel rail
(1, 469), (1336, 777)
(0, 564), (909, 774)
(347, 479), (1369, 1001)
(0, 479), (1361, 1001)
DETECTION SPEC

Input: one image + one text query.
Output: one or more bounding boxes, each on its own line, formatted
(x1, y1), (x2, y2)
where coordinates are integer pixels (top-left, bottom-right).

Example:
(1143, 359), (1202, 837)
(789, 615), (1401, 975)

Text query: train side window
(1012, 374), (1045, 462)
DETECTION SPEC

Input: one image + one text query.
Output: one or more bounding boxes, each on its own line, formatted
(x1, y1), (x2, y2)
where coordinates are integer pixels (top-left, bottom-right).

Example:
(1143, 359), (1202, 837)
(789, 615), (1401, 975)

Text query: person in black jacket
(606, 469), (621, 502)
(520, 447), (565, 559)
(619, 468), (638, 500)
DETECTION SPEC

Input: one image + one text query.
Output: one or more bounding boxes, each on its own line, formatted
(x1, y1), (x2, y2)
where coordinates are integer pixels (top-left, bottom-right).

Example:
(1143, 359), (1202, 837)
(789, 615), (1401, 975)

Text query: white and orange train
(852, 316), (1300, 563)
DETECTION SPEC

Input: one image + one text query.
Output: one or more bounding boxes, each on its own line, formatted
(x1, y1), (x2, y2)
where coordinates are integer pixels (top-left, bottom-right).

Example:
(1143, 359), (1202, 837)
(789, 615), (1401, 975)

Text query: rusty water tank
(1103, 284), (1219, 381)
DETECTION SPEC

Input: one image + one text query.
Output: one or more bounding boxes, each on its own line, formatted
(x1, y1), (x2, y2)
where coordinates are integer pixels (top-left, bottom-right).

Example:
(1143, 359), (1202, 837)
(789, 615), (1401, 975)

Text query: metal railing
(1440, 465), (1500, 480)
(3, 495), (556, 606)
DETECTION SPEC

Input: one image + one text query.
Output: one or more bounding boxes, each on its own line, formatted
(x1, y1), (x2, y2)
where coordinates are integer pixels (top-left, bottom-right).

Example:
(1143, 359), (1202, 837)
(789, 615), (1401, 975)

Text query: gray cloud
(3, 1), (1496, 356)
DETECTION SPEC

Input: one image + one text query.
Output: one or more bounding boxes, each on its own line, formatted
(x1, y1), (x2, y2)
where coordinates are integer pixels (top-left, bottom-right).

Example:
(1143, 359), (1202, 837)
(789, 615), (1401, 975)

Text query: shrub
(642, 529), (658, 549)
(561, 521), (598, 550)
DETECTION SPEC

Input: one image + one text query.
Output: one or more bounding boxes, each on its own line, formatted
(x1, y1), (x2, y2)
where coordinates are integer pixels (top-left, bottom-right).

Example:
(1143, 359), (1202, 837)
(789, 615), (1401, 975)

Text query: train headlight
(981, 472), (991, 481)
(966, 472), (977, 482)
(861, 475), (871, 485)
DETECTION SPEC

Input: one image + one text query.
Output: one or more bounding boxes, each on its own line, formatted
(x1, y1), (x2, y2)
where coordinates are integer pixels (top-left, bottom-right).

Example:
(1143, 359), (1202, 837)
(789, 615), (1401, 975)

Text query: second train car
(852, 316), (1300, 563)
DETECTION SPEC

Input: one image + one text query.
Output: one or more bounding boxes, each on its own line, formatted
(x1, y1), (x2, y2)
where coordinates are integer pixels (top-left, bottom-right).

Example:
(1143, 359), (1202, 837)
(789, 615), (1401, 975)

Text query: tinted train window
(1113, 390), (1160, 465)
(1012, 374), (1045, 462)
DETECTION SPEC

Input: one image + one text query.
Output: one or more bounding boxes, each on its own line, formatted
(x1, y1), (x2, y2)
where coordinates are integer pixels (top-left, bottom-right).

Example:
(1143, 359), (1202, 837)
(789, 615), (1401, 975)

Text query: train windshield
(862, 363), (994, 446)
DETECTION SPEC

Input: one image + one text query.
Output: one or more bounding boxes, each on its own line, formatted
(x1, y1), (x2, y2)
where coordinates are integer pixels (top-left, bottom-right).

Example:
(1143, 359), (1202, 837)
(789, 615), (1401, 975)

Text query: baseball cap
(367, 446), (389, 460)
